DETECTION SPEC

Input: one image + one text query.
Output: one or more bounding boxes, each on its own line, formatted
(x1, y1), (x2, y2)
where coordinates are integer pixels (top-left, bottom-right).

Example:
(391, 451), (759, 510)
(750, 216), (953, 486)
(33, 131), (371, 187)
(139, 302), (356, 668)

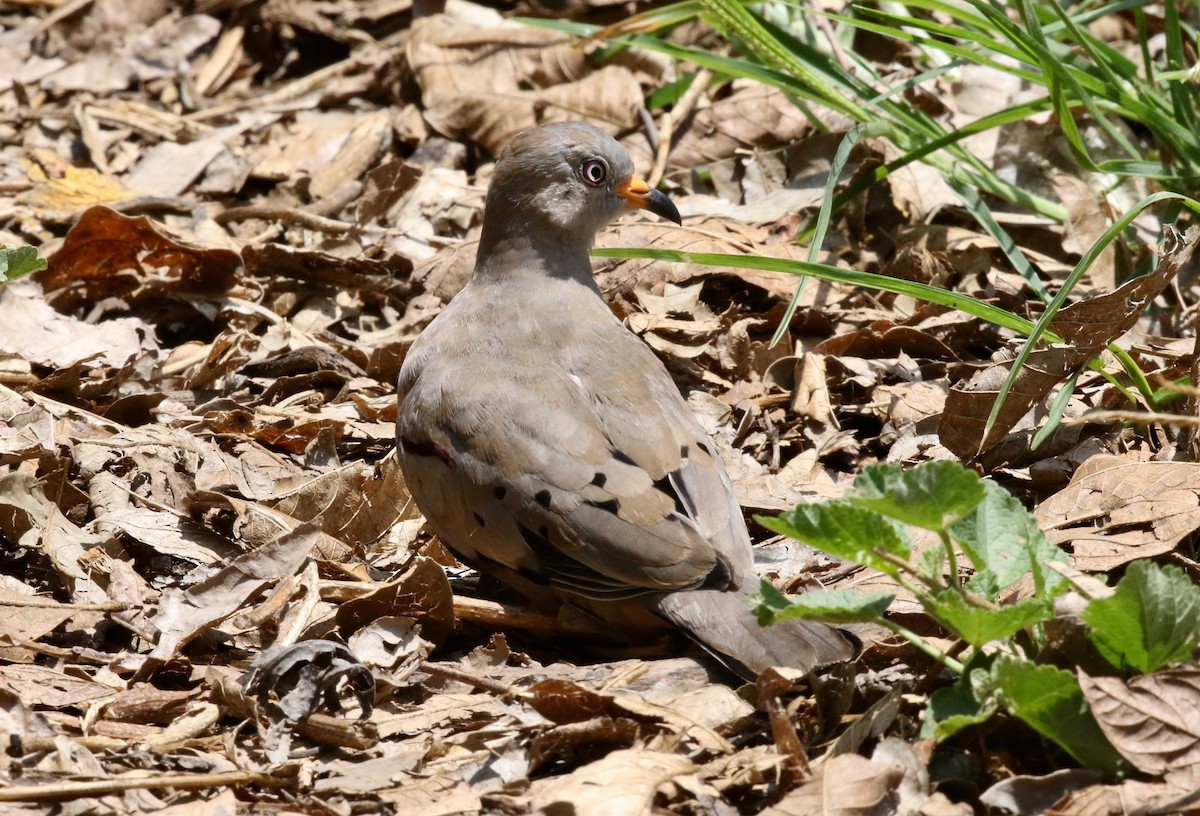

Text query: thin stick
(0, 770), (294, 802)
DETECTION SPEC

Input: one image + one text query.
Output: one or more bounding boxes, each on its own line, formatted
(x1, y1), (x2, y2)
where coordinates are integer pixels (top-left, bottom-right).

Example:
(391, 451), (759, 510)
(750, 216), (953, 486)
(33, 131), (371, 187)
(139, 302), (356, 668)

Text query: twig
(215, 206), (354, 234)
(0, 770), (295, 802)
(418, 661), (519, 700)
(30, 0), (92, 34)
(186, 54), (374, 123)
(649, 68), (713, 187)
(0, 597), (129, 612)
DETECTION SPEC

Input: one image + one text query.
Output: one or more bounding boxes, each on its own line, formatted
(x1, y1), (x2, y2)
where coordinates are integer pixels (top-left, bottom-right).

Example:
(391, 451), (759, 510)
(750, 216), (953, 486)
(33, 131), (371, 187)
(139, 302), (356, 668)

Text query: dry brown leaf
(1034, 456), (1200, 571)
(0, 472), (110, 604)
(940, 225), (1195, 457)
(0, 663), (117, 710)
(21, 164), (134, 219)
(333, 555), (455, 646)
(149, 525), (320, 663)
(0, 280), (156, 370)
(1048, 776), (1200, 816)
(0, 589), (80, 663)
(1053, 174), (1122, 292)
(1080, 668), (1200, 778)
(37, 206), (242, 310)
(408, 14), (641, 155)
(762, 753), (903, 816)
(531, 748), (695, 816)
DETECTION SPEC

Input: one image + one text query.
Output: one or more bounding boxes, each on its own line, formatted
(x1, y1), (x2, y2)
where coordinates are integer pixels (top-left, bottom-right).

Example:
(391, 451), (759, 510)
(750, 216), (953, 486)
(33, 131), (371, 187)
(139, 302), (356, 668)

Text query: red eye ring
(581, 159), (607, 186)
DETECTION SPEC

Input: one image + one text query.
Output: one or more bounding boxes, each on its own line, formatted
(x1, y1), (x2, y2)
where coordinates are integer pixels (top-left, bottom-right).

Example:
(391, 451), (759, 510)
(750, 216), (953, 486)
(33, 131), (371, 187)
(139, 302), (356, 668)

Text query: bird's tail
(652, 588), (854, 679)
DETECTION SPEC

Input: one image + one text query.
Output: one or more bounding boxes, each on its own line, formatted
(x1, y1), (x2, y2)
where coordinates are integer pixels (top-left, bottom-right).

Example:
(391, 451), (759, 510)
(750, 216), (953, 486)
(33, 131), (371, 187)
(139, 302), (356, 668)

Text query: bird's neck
(474, 215), (600, 293)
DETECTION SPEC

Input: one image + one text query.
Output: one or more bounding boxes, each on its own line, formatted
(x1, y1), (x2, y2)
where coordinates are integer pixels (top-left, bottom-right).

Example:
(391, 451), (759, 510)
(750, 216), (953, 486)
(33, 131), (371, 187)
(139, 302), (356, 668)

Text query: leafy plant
(0, 245), (45, 285)
(751, 460), (1200, 771)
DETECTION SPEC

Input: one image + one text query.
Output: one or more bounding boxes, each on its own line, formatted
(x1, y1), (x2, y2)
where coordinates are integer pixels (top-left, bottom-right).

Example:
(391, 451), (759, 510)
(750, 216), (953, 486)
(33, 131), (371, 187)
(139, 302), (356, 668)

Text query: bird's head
(481, 121), (680, 253)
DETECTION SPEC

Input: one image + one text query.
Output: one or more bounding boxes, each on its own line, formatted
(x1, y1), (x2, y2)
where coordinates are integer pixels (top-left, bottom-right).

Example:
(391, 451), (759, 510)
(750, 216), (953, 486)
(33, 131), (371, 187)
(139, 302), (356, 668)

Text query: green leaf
(646, 72), (699, 111)
(0, 245), (46, 283)
(756, 500), (910, 577)
(993, 656), (1125, 772)
(931, 590), (1052, 647)
(922, 664), (999, 741)
(915, 545), (946, 585)
(1082, 560), (1200, 673)
(847, 460), (986, 531)
(951, 480), (1068, 595)
(750, 580), (894, 626)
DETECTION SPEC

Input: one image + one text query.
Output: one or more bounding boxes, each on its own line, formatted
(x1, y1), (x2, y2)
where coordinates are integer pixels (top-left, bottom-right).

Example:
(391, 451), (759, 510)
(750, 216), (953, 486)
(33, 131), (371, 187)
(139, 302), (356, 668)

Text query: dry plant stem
(215, 206), (353, 233)
(31, 0), (92, 34)
(649, 68), (714, 187)
(882, 619), (965, 674)
(186, 53), (374, 123)
(813, 12), (853, 72)
(419, 661), (519, 700)
(451, 595), (611, 637)
(1187, 329), (1200, 461)
(0, 597), (128, 612)
(0, 770), (295, 802)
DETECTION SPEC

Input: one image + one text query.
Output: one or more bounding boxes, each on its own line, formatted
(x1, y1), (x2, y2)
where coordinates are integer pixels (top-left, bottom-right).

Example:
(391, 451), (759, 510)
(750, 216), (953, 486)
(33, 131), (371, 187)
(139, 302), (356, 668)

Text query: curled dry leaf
(939, 225), (1196, 458)
(1079, 667), (1200, 778)
(0, 280), (156, 369)
(240, 639), (375, 722)
(346, 616), (432, 686)
(37, 205), (242, 311)
(333, 555), (455, 647)
(240, 639), (375, 762)
(1034, 457), (1200, 571)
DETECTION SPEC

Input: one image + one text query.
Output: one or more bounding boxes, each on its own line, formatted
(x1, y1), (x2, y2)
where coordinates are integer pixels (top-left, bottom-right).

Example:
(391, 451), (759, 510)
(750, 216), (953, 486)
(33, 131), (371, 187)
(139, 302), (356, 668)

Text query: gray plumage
(396, 121), (852, 678)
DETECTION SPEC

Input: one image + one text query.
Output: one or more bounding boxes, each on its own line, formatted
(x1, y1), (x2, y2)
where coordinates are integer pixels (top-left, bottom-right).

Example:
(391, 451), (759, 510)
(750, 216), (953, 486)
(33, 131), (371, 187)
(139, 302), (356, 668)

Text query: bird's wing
(396, 284), (752, 600)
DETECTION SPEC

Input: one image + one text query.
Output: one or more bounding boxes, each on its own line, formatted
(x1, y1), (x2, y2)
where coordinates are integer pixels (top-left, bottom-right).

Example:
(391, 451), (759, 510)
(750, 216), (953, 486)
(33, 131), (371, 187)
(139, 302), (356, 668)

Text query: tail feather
(652, 588), (853, 679)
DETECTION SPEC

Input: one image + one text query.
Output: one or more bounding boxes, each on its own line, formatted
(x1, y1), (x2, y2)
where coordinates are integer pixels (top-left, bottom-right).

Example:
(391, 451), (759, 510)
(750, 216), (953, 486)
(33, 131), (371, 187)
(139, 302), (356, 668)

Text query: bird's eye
(581, 159), (607, 186)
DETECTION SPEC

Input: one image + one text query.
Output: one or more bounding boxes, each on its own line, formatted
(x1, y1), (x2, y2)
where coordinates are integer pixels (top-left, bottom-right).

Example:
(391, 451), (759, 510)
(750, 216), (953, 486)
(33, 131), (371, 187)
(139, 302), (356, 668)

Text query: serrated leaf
(951, 480), (1067, 595)
(1082, 560), (1200, 673)
(1, 245), (46, 283)
(848, 460), (986, 531)
(993, 657), (1125, 772)
(750, 580), (894, 625)
(932, 590), (1052, 646)
(915, 545), (946, 584)
(756, 500), (910, 577)
(921, 664), (998, 741)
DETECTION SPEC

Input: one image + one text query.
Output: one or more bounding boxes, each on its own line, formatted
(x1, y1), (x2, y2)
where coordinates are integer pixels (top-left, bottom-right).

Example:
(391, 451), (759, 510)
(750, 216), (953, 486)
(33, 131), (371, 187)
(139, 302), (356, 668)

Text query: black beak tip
(646, 187), (682, 225)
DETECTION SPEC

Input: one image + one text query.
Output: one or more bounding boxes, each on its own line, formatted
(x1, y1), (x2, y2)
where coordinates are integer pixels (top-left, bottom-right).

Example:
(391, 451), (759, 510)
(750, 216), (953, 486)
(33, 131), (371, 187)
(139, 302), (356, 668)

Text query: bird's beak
(617, 176), (682, 225)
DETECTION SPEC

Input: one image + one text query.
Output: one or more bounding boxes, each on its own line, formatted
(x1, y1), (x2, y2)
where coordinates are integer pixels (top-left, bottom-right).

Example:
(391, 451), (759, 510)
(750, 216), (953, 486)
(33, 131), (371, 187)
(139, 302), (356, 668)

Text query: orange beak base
(617, 176), (681, 225)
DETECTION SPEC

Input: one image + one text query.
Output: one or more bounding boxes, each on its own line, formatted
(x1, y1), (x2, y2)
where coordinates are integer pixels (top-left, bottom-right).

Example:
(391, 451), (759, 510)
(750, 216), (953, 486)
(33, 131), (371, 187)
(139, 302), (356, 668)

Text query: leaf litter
(2, 0), (1200, 813)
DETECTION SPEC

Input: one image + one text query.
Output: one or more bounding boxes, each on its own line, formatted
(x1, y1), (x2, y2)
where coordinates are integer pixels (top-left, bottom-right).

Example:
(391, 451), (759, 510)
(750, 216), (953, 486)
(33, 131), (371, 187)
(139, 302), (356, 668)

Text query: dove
(396, 121), (853, 678)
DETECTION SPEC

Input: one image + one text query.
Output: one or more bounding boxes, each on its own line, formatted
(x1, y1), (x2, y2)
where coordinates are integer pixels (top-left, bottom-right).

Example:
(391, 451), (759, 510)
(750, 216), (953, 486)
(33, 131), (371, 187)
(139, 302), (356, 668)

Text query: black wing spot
(494, 486), (507, 500)
(535, 490), (552, 508)
(696, 440), (712, 456)
(473, 512), (486, 527)
(590, 472), (607, 488)
(680, 444), (689, 459)
(612, 449), (636, 466)
(653, 473), (689, 518)
(584, 498), (620, 515)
